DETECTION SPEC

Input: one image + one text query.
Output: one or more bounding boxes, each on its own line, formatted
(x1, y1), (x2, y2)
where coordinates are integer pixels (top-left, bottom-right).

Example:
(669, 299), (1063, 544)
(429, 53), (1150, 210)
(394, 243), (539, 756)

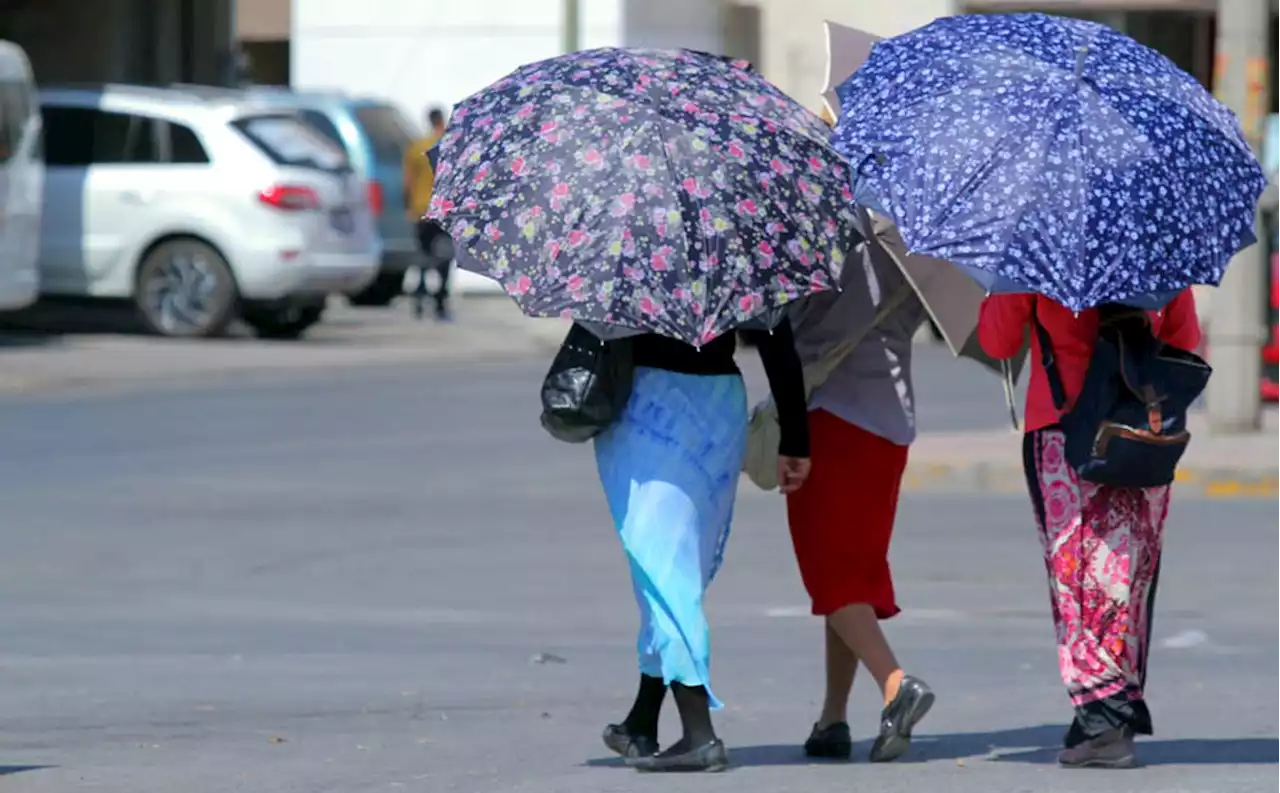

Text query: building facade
(0, 0), (235, 86)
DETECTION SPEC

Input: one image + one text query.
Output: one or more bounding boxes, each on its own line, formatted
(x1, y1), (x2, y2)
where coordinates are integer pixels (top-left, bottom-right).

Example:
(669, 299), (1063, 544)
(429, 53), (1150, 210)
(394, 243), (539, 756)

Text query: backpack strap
(1029, 300), (1069, 413)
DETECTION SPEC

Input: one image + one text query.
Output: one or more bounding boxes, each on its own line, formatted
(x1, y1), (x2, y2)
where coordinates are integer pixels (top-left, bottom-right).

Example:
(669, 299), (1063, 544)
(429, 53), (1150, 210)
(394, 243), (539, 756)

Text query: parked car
(38, 84), (380, 338)
(225, 87), (421, 307)
(0, 41), (42, 313)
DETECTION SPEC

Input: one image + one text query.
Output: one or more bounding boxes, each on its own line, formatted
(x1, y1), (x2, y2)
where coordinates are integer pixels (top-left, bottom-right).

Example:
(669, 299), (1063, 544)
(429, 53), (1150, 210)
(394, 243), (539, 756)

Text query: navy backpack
(1032, 304), (1212, 489)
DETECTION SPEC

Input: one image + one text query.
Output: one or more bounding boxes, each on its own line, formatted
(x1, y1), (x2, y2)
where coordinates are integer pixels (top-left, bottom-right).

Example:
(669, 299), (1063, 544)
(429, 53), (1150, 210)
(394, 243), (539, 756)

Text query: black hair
(427, 106), (447, 126)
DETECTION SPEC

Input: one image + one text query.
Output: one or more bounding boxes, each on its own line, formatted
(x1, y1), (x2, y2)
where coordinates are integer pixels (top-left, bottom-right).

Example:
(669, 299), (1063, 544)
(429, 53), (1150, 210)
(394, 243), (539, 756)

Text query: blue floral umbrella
(831, 12), (1269, 311)
(427, 47), (862, 345)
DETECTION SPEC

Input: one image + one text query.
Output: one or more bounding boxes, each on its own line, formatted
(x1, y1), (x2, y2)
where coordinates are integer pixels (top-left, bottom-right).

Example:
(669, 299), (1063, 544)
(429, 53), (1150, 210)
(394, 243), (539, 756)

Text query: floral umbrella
(427, 47), (863, 344)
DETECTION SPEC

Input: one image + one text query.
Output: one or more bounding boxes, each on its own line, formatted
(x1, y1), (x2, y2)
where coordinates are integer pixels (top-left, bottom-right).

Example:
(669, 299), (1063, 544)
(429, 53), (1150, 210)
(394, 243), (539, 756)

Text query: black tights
(624, 675), (716, 747)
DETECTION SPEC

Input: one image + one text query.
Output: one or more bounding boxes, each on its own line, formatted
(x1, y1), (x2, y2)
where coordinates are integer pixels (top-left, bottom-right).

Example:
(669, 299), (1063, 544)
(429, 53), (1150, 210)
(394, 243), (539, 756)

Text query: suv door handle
(120, 190), (153, 205)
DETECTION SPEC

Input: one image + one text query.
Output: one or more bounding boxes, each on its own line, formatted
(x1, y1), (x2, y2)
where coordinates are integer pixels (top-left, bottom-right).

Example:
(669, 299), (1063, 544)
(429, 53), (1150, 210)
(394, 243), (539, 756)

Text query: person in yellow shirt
(404, 106), (452, 321)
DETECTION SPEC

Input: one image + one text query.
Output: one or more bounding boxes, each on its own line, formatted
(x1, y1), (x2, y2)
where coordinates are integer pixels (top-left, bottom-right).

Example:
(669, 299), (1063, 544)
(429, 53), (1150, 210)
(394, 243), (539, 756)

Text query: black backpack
(539, 323), (634, 443)
(1033, 304), (1212, 489)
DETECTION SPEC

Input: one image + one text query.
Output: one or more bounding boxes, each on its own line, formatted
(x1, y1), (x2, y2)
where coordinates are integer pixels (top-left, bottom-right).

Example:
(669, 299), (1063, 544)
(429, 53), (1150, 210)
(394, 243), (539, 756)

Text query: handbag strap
(1029, 300), (1068, 412)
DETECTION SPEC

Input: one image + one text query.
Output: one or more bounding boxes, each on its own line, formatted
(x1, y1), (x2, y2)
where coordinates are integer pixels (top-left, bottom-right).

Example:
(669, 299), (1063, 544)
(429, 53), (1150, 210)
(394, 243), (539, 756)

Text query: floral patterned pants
(1023, 429), (1169, 747)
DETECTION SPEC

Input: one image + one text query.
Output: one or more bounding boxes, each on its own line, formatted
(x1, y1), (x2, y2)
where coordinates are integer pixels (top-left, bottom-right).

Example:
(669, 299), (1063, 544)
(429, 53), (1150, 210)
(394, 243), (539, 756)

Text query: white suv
(38, 84), (381, 338)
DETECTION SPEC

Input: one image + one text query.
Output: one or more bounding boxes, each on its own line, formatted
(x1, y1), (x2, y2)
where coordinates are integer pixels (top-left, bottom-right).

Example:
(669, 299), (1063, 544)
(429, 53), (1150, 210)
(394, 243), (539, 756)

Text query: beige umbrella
(860, 207), (1028, 393)
(821, 20), (883, 120)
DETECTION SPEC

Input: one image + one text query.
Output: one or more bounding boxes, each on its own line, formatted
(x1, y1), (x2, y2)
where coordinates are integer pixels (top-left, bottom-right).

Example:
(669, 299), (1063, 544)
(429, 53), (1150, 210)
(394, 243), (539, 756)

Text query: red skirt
(785, 409), (910, 618)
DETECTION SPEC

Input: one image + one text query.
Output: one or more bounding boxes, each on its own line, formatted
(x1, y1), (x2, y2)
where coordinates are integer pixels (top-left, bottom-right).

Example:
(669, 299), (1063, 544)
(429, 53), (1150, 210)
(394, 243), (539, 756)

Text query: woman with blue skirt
(596, 322), (810, 772)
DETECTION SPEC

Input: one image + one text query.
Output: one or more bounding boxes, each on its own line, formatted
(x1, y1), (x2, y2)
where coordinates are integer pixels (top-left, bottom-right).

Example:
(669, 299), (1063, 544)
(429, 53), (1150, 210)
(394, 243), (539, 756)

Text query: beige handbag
(741, 281), (914, 491)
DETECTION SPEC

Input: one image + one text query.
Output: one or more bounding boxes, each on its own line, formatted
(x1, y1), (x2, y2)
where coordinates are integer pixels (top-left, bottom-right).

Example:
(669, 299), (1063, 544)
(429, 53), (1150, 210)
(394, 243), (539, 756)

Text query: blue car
(239, 88), (422, 306)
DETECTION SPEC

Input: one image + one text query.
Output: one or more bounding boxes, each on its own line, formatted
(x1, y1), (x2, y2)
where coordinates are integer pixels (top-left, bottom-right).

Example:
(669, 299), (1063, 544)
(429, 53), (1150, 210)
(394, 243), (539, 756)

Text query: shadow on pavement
(0, 765), (55, 776)
(590, 725), (1280, 768)
(0, 298), (149, 336)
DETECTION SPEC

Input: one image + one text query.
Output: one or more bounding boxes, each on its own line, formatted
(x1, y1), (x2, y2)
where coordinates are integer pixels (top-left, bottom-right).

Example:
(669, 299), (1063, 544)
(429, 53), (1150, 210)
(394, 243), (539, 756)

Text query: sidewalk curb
(899, 460), (1278, 498)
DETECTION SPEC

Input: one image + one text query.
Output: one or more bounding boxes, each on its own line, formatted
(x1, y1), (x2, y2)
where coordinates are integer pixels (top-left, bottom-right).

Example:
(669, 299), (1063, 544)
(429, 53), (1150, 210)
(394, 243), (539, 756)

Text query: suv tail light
(258, 184), (320, 211)
(367, 180), (385, 217)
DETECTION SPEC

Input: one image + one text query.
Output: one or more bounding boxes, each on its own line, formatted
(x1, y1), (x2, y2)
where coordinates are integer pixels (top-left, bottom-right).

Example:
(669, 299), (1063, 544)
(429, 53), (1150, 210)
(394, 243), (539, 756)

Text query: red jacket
(977, 291), (1203, 432)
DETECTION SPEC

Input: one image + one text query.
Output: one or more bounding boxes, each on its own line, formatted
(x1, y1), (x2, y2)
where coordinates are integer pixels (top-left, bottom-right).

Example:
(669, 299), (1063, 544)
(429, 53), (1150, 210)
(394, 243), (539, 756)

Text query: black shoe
(804, 721), (853, 760)
(602, 724), (658, 760)
(869, 676), (934, 763)
(632, 738), (728, 772)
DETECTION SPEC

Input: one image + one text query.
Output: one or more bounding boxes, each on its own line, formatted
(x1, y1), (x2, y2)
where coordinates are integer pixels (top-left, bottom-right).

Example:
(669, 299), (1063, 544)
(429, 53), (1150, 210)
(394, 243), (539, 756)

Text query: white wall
(752, 0), (958, 112)
(622, 0), (723, 53)
(292, 0), (623, 120)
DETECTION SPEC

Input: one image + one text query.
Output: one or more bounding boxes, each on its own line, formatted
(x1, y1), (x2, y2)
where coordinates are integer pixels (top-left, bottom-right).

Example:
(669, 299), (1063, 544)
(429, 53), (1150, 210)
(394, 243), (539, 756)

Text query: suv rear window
(232, 114), (349, 171)
(353, 105), (416, 164)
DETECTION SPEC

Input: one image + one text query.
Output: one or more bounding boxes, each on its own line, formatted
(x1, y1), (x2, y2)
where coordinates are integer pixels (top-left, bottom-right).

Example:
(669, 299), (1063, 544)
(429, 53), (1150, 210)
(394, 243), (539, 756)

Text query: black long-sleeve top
(630, 319), (810, 458)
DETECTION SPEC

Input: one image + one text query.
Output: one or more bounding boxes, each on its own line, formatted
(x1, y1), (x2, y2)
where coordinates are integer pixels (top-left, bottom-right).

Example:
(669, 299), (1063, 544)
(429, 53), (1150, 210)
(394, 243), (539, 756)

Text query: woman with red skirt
(978, 290), (1201, 768)
(785, 211), (935, 762)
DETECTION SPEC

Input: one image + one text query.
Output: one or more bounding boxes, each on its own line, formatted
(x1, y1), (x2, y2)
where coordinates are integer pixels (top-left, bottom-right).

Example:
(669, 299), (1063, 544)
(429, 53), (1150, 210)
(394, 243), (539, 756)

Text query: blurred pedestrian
(404, 106), (452, 321)
(977, 290), (1202, 768)
(597, 325), (811, 772)
(785, 208), (935, 764)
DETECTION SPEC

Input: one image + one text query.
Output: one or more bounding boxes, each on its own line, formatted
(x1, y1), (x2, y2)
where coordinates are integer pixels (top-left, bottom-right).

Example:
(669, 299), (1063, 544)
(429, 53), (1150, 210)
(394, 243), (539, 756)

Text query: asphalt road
(0, 360), (1274, 793)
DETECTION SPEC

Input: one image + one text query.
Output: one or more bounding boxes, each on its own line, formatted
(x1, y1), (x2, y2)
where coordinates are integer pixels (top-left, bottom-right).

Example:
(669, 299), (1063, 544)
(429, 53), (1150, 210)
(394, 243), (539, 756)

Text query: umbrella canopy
(861, 207), (1027, 381)
(831, 12), (1269, 311)
(820, 20), (881, 119)
(428, 47), (864, 345)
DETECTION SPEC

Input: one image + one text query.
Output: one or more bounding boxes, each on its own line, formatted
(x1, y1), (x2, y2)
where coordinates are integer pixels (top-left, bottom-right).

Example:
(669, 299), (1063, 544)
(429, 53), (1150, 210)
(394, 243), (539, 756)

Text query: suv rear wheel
(241, 300), (326, 340)
(134, 239), (238, 338)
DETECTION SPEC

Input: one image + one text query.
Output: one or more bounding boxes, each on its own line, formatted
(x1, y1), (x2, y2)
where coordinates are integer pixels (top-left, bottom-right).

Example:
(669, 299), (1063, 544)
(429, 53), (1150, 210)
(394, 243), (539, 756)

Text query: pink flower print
(516, 103), (535, 119)
(765, 220), (786, 236)
(559, 308), (575, 319)
(566, 274), (585, 292)
(726, 141), (746, 159)
(610, 193), (637, 217)
(642, 183), (664, 197)
(549, 182), (570, 210)
(508, 275), (533, 296)
(544, 240), (561, 260)
(486, 223), (502, 241)
(681, 101), (699, 114)
(1041, 434), (1066, 473)
(472, 165), (490, 184)
(681, 177), (699, 194)
(672, 286), (689, 301)
(769, 157), (793, 175)
(461, 197), (478, 211)
(1043, 481), (1076, 529)
(622, 265), (644, 280)
(807, 156), (824, 172)
(582, 148), (605, 168)
(650, 246), (674, 271)
(510, 157), (529, 176)
(538, 121), (560, 142)
(757, 241), (775, 258)
(738, 292), (763, 314)
(428, 196), (455, 216)
(736, 198), (760, 217)
(566, 229), (589, 248)
(629, 154), (653, 172)
(639, 296), (660, 316)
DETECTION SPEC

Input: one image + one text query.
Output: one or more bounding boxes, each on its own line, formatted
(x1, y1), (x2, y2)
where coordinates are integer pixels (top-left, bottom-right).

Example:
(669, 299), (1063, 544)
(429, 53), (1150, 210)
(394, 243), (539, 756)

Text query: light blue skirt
(594, 366), (748, 710)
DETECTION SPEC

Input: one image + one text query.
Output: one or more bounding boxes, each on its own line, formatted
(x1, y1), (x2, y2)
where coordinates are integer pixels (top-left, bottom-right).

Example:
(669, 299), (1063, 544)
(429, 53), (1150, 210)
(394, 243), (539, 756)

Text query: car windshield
(232, 114), (350, 171)
(353, 105), (416, 164)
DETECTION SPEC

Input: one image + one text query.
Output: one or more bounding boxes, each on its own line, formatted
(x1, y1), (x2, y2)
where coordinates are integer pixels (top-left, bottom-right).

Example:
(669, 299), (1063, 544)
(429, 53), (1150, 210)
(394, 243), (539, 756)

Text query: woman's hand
(777, 456), (812, 495)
